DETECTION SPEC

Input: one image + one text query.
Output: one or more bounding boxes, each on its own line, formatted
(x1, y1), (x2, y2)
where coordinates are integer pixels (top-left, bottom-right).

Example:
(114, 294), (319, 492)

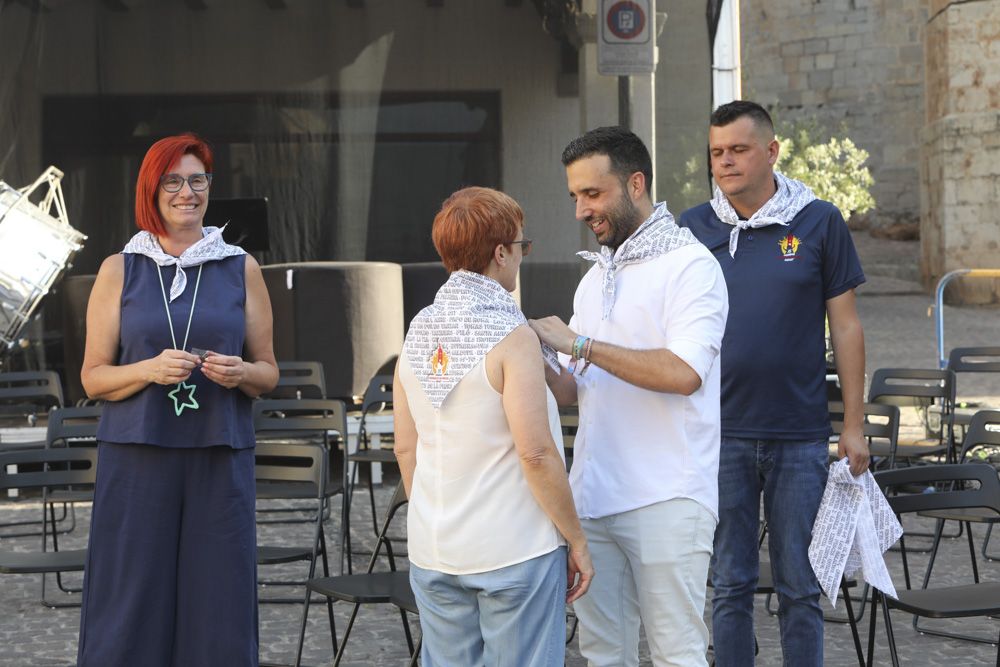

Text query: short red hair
(134, 134), (213, 236)
(432, 187), (523, 274)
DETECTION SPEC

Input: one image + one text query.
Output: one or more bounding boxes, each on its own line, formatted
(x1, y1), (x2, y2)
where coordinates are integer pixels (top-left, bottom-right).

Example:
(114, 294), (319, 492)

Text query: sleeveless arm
(497, 325), (593, 601)
(81, 255), (200, 401)
(237, 256), (278, 396)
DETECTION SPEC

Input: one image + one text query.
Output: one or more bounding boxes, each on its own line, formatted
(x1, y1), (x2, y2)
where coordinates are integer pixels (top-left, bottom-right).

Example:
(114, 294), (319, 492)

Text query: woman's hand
(199, 352), (247, 389)
(145, 349), (200, 385)
(566, 541), (594, 604)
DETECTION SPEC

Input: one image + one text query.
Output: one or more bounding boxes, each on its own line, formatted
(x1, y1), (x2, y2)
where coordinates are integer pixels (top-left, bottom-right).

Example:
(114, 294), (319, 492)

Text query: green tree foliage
(775, 122), (876, 217)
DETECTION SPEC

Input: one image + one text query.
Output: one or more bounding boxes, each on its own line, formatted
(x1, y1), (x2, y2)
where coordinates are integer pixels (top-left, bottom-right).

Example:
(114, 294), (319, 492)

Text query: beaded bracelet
(568, 335), (582, 373)
(568, 335), (591, 374)
(579, 337), (594, 375)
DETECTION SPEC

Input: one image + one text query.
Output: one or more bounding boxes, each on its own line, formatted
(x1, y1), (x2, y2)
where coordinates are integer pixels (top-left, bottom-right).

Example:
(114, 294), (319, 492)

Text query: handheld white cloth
(808, 458), (902, 607)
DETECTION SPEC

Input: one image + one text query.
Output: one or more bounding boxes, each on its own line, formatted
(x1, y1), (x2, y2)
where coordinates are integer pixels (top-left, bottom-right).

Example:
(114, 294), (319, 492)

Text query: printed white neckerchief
(577, 201), (698, 320)
(808, 458), (902, 607)
(121, 226), (246, 301)
(404, 270), (557, 409)
(709, 171), (817, 258)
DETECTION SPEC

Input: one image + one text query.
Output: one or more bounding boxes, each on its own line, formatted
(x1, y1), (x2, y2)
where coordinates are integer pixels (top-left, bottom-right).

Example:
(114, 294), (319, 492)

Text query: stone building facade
(921, 0), (1000, 303)
(740, 0), (999, 302)
(739, 0), (926, 230)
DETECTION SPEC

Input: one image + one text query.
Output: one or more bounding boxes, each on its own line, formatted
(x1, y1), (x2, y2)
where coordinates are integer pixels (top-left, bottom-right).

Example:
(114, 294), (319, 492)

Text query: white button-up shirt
(566, 243), (729, 520)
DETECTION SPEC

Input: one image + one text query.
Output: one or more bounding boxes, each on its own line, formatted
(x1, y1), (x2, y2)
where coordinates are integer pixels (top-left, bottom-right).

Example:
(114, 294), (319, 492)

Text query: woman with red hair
(77, 134), (278, 666)
(393, 186), (593, 666)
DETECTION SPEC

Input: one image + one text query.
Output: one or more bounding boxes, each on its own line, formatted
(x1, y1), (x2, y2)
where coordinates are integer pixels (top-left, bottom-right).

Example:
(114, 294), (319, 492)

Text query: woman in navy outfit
(77, 134), (278, 666)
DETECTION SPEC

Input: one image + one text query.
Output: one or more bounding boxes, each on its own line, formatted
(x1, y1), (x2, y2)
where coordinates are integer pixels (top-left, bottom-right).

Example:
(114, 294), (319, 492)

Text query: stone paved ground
(2, 491), (999, 666)
(2, 234), (999, 666)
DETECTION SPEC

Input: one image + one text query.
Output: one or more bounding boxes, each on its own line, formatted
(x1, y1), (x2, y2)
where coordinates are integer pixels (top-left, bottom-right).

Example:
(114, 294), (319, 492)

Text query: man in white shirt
(531, 126), (728, 667)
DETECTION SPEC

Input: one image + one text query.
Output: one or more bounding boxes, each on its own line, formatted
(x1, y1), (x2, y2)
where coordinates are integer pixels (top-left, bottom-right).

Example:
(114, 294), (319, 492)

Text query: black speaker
(60, 274), (97, 404)
(204, 198), (269, 252)
(261, 262), (403, 401)
(400, 262), (449, 333)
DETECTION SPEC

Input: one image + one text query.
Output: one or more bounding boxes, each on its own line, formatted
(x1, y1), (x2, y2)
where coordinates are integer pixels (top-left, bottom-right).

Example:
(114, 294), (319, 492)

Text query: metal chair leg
(882, 592), (901, 667)
(913, 520), (997, 643)
(408, 636), (422, 667)
(332, 602), (363, 667)
(967, 521), (981, 583)
(398, 607), (415, 655)
(866, 590), (878, 667)
(841, 580), (865, 667)
(983, 523), (998, 562)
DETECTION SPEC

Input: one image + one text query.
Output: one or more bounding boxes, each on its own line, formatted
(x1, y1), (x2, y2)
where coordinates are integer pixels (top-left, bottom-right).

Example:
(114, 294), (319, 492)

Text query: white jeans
(573, 497), (716, 667)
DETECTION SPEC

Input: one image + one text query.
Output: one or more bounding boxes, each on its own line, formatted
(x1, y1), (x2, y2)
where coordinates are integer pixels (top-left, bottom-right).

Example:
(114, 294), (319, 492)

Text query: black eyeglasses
(160, 173), (212, 193)
(508, 239), (533, 256)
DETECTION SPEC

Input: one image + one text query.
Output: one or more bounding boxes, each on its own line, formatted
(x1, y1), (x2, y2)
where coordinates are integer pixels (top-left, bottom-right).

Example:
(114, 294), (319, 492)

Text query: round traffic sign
(606, 1), (646, 40)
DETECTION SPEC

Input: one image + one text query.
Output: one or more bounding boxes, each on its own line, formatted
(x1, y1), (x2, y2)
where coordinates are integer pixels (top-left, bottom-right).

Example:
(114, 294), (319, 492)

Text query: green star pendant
(168, 380), (200, 416)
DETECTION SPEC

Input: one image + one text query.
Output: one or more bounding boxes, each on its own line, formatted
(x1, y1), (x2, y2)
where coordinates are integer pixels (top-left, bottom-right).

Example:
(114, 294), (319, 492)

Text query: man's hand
(528, 316), (577, 355)
(566, 542), (594, 604)
(838, 427), (870, 476)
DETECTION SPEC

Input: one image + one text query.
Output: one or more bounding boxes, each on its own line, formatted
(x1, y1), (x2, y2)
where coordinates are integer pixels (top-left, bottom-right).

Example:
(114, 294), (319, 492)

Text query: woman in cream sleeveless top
(393, 187), (593, 667)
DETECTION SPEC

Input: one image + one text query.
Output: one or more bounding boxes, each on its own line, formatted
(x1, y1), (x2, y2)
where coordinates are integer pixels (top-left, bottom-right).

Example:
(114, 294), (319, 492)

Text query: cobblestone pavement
(2, 483), (999, 666)
(2, 236), (999, 666)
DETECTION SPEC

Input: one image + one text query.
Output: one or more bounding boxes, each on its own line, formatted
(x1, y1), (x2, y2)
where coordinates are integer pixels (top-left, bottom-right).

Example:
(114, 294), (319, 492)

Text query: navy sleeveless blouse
(96, 254), (255, 449)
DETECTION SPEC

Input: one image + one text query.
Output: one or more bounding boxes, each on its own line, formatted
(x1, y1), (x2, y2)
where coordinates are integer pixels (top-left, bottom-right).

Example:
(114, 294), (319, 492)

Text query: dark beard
(601, 193), (645, 250)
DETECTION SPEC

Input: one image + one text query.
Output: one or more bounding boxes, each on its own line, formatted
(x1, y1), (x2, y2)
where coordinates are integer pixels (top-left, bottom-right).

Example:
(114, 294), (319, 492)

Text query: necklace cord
(156, 262), (204, 352)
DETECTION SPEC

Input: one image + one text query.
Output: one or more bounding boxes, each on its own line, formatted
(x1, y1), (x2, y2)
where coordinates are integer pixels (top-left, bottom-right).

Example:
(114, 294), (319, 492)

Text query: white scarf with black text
(121, 226), (246, 301)
(577, 202), (698, 320)
(710, 171), (817, 258)
(404, 270), (558, 409)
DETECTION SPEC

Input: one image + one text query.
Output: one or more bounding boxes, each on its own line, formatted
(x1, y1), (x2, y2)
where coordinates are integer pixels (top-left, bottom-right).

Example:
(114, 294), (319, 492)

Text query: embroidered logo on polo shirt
(429, 342), (450, 377)
(778, 233), (801, 262)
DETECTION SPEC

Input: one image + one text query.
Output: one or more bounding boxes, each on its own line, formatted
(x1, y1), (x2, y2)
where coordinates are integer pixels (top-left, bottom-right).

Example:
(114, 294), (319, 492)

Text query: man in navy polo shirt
(679, 101), (868, 666)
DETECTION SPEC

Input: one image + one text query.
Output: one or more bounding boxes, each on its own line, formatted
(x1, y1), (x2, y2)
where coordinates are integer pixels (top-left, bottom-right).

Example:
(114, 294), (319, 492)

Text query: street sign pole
(599, 0), (653, 130)
(618, 75), (631, 130)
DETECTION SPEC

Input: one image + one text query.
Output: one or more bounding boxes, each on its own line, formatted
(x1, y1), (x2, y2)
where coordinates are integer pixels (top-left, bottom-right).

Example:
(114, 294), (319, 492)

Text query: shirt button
(747, 234), (754, 240)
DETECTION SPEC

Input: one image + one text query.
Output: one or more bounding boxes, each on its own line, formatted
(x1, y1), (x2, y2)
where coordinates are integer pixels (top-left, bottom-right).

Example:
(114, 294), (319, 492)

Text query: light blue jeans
(409, 546), (567, 667)
(710, 437), (828, 667)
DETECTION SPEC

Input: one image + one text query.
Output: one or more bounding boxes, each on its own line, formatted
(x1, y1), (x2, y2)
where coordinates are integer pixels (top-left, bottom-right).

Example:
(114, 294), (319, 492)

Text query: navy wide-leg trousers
(78, 442), (258, 667)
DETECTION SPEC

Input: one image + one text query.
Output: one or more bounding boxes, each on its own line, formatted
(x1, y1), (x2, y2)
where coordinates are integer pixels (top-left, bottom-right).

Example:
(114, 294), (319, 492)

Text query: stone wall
(739, 0), (926, 228)
(921, 0), (1000, 303)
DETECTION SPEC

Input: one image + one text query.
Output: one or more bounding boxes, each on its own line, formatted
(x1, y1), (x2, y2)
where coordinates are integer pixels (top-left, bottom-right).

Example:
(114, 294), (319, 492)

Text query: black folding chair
(947, 346), (1000, 439)
(868, 464), (1000, 666)
(0, 405), (100, 538)
(0, 370), (63, 449)
(911, 410), (1000, 644)
(253, 399), (350, 572)
(868, 368), (956, 464)
(390, 584), (421, 667)
(40, 406), (102, 593)
(263, 361), (327, 400)
(0, 447), (97, 607)
(869, 369), (960, 548)
(345, 373), (395, 538)
(294, 481), (414, 667)
(255, 440), (338, 664)
(829, 400), (901, 470)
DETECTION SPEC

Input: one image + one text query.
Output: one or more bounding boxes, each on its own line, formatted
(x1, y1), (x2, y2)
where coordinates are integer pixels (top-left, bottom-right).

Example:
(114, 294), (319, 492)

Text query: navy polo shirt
(678, 199), (865, 440)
